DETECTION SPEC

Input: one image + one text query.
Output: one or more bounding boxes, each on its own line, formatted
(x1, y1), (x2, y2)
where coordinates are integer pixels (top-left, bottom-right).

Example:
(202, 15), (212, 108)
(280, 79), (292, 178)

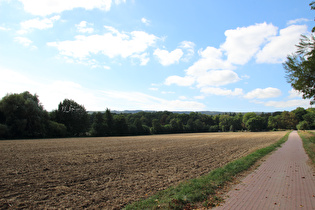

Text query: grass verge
(124, 131), (290, 210)
(298, 130), (315, 164)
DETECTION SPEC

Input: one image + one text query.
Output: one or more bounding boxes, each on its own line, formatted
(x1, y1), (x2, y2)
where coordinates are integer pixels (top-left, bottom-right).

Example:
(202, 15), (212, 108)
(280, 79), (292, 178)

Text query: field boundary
(124, 131), (291, 209)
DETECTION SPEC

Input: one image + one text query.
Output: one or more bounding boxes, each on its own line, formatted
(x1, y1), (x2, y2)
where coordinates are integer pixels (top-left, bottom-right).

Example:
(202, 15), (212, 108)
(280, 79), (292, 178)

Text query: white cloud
(141, 18), (150, 25)
(186, 47), (234, 78)
(131, 52), (150, 66)
(164, 75), (195, 86)
(179, 41), (195, 61)
(48, 26), (158, 65)
(261, 99), (311, 109)
(154, 48), (184, 66)
(196, 70), (240, 87)
(201, 87), (243, 96)
(179, 96), (187, 100)
(244, 87), (282, 99)
(18, 0), (124, 16)
(14, 36), (37, 49)
(256, 25), (308, 63)
(288, 88), (303, 99)
(76, 21), (94, 33)
(287, 18), (311, 25)
(221, 22), (278, 65)
(0, 67), (206, 111)
(18, 15), (60, 34)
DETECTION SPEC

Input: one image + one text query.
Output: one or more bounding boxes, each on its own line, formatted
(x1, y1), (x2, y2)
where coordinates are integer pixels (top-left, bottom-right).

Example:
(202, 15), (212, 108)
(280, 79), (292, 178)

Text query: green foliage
(91, 112), (107, 137)
(243, 112), (257, 130)
(113, 115), (129, 135)
(54, 99), (89, 136)
(283, 34), (315, 104)
(292, 107), (307, 122)
(47, 121), (67, 138)
(245, 116), (265, 131)
(0, 91), (48, 138)
(296, 121), (310, 130)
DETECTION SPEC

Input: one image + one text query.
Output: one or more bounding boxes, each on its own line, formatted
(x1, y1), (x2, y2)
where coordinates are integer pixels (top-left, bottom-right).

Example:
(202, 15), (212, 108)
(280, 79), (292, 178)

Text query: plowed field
(0, 131), (287, 209)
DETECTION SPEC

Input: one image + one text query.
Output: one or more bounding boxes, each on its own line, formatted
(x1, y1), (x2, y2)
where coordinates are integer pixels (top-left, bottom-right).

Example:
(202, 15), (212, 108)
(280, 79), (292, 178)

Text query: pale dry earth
(0, 131), (287, 209)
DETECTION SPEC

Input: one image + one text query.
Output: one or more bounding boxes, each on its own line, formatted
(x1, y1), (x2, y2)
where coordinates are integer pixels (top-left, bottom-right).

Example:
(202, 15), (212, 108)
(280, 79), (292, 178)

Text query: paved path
(215, 131), (315, 210)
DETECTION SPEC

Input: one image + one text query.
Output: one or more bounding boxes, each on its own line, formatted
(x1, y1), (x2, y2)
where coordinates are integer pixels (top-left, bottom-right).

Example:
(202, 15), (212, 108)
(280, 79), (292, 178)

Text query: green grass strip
(124, 132), (290, 210)
(298, 130), (315, 164)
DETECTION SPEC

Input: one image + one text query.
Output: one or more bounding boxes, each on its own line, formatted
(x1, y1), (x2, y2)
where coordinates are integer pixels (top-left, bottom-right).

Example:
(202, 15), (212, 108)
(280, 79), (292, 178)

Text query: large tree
(0, 91), (49, 138)
(283, 2), (315, 104)
(54, 99), (89, 136)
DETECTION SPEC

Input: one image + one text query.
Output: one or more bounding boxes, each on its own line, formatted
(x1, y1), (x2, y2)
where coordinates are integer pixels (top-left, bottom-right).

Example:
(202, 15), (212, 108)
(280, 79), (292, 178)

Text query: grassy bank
(124, 131), (290, 209)
(298, 130), (315, 164)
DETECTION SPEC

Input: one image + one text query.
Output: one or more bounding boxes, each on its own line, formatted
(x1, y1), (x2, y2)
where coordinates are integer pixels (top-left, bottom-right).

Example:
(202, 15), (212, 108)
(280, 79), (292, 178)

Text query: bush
(209, 125), (219, 132)
(47, 121), (67, 138)
(297, 120), (310, 130)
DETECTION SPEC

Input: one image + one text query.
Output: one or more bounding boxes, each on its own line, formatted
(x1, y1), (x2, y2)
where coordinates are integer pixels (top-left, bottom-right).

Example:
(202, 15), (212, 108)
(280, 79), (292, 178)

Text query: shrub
(297, 120), (310, 130)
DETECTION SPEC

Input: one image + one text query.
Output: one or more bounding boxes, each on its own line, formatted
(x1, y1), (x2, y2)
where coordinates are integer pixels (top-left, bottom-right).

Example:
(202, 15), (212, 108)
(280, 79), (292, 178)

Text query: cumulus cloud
(186, 47), (234, 77)
(18, 15), (60, 34)
(221, 22), (278, 65)
(196, 70), (240, 87)
(288, 88), (303, 99)
(76, 21), (94, 33)
(244, 87), (282, 99)
(47, 26), (158, 64)
(164, 75), (195, 86)
(200, 87), (243, 96)
(18, 0), (125, 16)
(256, 25), (307, 63)
(154, 48), (184, 66)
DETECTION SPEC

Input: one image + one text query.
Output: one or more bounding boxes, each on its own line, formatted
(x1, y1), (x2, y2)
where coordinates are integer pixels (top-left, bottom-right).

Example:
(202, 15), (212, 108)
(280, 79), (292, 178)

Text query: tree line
(0, 91), (314, 139)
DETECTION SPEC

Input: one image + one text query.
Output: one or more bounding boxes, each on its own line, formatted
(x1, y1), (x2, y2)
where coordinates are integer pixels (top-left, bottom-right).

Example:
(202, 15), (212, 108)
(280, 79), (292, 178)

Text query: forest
(0, 91), (314, 139)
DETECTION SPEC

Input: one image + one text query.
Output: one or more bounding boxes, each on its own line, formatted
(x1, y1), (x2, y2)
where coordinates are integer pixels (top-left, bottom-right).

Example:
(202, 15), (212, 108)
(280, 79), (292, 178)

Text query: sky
(0, 0), (314, 112)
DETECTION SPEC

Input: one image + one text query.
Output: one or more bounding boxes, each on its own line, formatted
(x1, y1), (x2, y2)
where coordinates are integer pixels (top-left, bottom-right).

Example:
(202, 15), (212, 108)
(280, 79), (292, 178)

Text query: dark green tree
(54, 99), (89, 136)
(245, 116), (265, 132)
(219, 115), (232, 132)
(0, 91), (49, 138)
(152, 119), (163, 134)
(104, 108), (114, 135)
(91, 112), (107, 136)
(113, 115), (129, 135)
(292, 107), (307, 122)
(243, 112), (257, 130)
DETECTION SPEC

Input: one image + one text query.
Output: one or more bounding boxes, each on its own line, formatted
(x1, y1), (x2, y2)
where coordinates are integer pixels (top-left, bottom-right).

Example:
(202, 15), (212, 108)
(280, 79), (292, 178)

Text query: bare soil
(0, 131), (287, 209)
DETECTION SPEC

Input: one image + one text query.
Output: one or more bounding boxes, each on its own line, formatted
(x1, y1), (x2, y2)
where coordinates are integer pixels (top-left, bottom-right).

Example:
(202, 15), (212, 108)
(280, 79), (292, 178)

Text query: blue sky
(0, 0), (314, 112)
